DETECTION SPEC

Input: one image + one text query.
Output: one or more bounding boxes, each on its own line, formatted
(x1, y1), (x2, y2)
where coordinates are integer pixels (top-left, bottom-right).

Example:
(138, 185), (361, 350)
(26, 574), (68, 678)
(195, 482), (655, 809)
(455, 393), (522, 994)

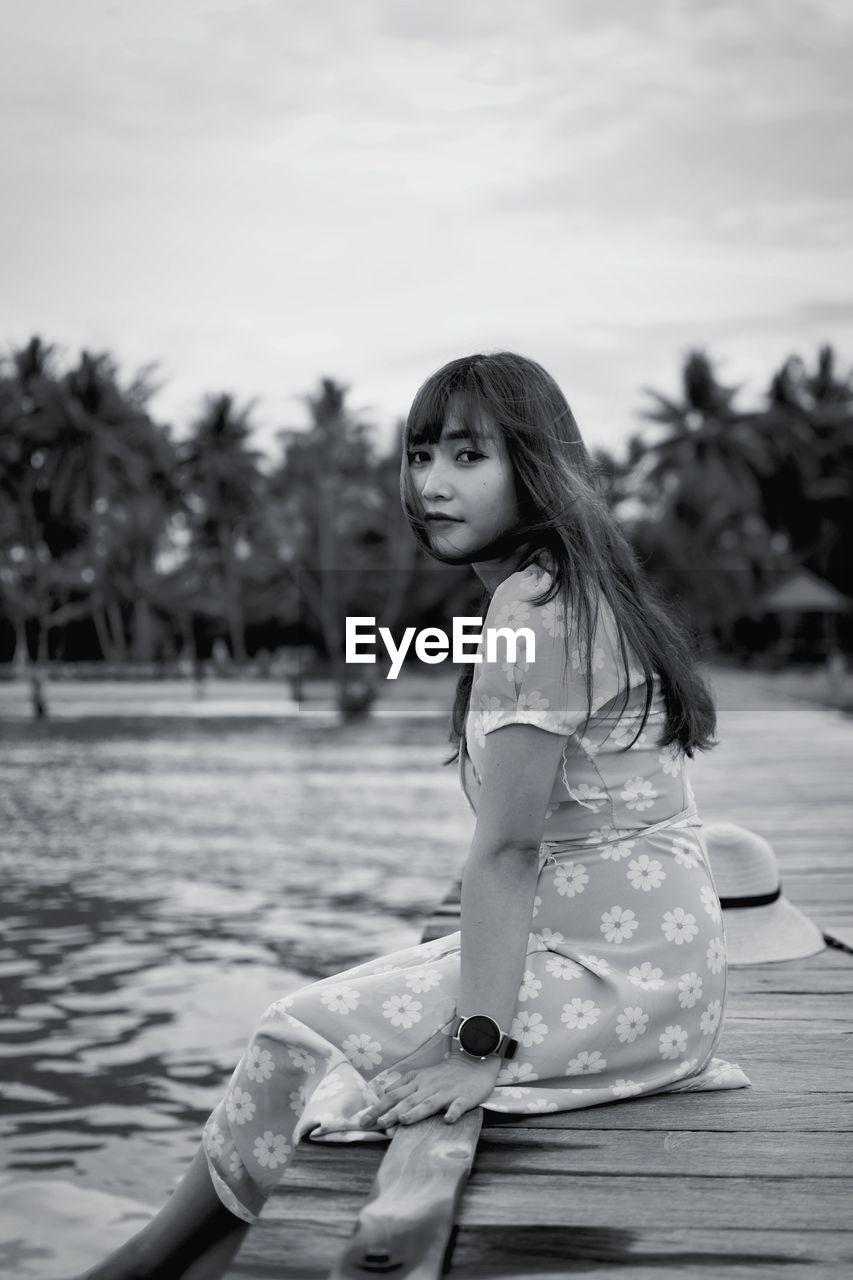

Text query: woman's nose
(420, 459), (453, 502)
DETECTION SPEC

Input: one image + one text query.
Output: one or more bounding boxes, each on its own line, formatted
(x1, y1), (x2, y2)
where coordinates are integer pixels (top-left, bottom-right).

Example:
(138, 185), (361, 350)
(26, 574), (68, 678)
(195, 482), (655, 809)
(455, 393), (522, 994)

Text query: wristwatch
(449, 1013), (519, 1061)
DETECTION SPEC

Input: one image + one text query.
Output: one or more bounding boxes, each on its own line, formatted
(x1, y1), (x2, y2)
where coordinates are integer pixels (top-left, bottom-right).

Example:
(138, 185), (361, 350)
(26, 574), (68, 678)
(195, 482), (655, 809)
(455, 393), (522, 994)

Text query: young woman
(77, 352), (748, 1279)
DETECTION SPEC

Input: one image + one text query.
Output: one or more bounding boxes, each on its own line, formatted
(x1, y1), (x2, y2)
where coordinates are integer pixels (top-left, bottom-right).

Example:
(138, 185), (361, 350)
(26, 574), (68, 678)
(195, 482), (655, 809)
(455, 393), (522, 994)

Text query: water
(0, 711), (471, 1275)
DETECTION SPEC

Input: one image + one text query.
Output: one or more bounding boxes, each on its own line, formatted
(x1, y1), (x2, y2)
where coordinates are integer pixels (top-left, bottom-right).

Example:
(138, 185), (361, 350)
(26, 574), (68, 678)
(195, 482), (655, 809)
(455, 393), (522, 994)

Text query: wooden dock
(232, 669), (853, 1278)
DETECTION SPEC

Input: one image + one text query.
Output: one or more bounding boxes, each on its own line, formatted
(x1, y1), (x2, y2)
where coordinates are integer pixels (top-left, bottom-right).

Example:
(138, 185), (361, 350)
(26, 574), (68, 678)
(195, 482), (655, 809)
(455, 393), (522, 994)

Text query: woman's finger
(391, 1095), (440, 1126)
(444, 1098), (470, 1123)
(378, 1091), (439, 1126)
(377, 1098), (416, 1125)
(373, 1079), (418, 1109)
(395, 1096), (443, 1124)
(370, 1081), (414, 1109)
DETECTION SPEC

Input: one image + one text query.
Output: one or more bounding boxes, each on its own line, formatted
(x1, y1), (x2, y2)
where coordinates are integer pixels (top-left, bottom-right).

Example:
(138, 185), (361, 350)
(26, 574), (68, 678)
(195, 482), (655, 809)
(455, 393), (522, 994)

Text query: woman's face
(406, 406), (521, 560)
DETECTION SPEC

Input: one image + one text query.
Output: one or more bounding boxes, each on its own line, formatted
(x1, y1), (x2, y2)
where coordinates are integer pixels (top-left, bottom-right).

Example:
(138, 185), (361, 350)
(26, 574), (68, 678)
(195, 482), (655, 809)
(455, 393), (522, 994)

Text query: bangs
(404, 360), (495, 450)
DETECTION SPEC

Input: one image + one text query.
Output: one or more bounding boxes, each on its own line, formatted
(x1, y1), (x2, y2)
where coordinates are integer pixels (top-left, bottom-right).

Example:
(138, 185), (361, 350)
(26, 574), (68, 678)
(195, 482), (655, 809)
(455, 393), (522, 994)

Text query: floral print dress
(202, 562), (750, 1224)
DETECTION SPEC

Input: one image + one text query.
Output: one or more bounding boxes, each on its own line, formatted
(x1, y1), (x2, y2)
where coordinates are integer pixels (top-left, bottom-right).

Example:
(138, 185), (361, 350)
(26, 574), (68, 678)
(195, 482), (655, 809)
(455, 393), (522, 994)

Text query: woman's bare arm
(456, 724), (569, 1043)
(361, 724), (570, 1127)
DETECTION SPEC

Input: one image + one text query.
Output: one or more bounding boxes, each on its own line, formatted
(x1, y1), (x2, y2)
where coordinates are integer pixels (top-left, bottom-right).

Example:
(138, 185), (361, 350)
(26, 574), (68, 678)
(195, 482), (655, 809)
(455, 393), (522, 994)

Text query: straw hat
(704, 822), (825, 966)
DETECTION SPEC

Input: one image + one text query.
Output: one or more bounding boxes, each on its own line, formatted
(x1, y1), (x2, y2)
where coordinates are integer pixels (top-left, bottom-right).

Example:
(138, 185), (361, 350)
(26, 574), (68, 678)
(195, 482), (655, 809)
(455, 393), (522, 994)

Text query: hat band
(720, 885), (782, 910)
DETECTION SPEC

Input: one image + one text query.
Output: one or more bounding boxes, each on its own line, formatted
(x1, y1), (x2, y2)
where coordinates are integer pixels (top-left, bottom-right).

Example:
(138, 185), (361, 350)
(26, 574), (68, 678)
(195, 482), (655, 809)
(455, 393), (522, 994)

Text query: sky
(1, 0), (852, 460)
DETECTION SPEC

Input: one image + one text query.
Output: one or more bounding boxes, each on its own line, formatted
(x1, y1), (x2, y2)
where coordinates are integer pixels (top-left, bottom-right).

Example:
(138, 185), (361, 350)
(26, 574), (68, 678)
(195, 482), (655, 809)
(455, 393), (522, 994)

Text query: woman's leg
(75, 995), (369, 1278)
(178, 1222), (251, 1280)
(75, 1145), (249, 1280)
(76, 939), (460, 1279)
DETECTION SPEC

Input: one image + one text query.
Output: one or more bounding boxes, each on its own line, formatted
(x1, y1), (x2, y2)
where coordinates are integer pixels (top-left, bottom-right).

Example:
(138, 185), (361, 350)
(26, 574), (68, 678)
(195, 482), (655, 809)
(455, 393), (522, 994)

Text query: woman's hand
(360, 1053), (502, 1128)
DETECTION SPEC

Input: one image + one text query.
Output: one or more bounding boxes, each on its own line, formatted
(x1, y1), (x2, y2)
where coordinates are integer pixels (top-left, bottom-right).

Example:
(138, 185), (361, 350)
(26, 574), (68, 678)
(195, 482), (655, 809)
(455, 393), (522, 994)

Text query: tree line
(1, 336), (850, 715)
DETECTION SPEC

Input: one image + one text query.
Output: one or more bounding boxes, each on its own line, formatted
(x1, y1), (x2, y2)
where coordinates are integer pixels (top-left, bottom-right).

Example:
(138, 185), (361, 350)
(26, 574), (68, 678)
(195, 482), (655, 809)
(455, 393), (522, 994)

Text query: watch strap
(497, 1031), (519, 1060)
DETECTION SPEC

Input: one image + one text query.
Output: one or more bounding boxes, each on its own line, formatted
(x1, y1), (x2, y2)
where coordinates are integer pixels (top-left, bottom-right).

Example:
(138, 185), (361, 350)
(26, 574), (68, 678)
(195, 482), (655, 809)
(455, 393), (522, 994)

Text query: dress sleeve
(469, 565), (627, 742)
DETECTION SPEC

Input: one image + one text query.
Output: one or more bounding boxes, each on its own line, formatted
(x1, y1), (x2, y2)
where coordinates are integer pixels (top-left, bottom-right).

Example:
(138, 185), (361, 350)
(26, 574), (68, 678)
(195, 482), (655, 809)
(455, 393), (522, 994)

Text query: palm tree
(0, 338), (59, 671)
(0, 339), (170, 711)
(0, 338), (98, 713)
(92, 442), (183, 662)
(179, 394), (266, 663)
(628, 349), (778, 634)
(639, 349), (774, 517)
(758, 345), (853, 590)
(58, 351), (177, 662)
(268, 380), (417, 719)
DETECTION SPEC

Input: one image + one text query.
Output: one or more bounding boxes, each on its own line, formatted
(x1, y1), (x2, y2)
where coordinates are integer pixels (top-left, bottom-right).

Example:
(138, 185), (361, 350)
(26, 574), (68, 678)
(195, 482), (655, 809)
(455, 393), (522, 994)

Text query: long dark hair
(399, 351), (717, 762)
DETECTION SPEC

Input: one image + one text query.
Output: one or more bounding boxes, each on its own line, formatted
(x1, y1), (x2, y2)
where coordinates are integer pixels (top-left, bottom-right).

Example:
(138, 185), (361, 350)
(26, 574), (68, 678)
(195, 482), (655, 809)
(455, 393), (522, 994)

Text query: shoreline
(1, 659), (851, 720)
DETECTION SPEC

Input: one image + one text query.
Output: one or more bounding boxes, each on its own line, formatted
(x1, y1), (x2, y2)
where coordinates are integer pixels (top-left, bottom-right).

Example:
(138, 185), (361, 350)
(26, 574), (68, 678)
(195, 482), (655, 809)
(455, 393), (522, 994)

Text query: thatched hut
(754, 568), (851, 663)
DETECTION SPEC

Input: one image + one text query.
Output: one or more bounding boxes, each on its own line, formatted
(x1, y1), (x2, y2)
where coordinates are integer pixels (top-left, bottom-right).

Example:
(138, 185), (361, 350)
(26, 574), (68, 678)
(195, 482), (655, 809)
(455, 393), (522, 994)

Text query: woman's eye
(406, 448), (483, 465)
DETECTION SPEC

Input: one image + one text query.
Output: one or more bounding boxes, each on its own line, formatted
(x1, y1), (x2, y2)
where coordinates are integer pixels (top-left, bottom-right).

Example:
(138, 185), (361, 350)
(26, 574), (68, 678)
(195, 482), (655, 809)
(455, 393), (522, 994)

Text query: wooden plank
(325, 1109), (483, 1279)
(714, 1030), (850, 1091)
(448, 1225), (853, 1278)
(275, 1098), (853, 1198)
(479, 1090), (853, 1131)
(276, 1143), (383, 1195)
(722, 992), (853, 1020)
(468, 1128), (852, 1177)
(454, 1173), (851, 1231)
(721, 1016), (849, 1035)
(271, 1115), (852, 1199)
(231, 1221), (365, 1279)
(727, 966), (853, 993)
(234, 1222), (853, 1279)
(267, 1175), (851, 1233)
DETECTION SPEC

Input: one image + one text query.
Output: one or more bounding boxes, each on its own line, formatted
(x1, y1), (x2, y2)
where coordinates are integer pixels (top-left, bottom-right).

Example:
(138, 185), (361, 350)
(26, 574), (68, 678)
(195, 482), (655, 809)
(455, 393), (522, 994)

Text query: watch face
(459, 1015), (501, 1056)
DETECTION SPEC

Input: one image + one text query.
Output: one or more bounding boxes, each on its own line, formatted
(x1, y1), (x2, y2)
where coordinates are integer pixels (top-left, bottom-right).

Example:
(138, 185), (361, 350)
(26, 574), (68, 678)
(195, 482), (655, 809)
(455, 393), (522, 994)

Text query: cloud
(478, 5), (853, 247)
(0, 0), (850, 461)
(795, 299), (853, 325)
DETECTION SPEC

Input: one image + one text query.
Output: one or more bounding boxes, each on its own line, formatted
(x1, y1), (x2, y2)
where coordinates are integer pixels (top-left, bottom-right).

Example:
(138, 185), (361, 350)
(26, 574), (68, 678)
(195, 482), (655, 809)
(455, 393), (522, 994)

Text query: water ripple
(0, 714), (471, 1238)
